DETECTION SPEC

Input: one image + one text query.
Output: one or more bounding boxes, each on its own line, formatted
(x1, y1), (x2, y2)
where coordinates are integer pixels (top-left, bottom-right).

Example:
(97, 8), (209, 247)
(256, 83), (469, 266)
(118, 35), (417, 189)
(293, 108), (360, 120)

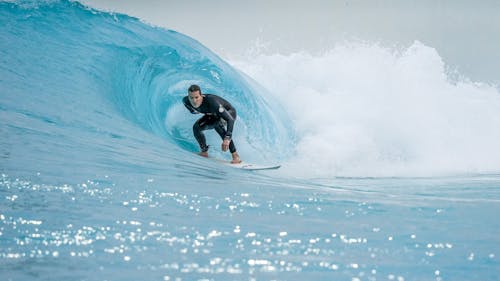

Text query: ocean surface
(1, 1), (499, 280)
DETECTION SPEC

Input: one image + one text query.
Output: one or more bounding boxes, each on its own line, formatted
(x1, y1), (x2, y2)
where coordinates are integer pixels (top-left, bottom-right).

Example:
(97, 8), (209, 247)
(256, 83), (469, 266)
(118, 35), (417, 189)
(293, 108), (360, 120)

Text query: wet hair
(188, 84), (201, 93)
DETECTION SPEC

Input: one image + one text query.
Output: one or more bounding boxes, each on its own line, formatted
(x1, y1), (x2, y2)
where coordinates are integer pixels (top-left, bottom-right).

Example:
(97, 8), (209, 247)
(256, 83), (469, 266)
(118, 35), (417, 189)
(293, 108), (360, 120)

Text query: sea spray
(232, 41), (500, 177)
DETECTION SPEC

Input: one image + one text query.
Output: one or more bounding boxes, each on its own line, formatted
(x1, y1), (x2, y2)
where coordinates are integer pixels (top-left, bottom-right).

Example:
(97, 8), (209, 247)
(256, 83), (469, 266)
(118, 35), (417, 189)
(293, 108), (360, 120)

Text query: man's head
(188, 84), (203, 108)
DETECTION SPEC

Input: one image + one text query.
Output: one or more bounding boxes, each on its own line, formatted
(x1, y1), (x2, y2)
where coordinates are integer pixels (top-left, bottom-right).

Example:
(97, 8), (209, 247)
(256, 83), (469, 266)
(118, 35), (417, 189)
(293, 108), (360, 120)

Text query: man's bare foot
(199, 151), (209, 158)
(231, 152), (242, 164)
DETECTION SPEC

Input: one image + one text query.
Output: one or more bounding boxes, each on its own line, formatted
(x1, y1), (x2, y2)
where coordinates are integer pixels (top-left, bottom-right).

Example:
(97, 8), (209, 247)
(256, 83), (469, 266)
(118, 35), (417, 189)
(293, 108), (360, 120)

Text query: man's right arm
(182, 96), (198, 114)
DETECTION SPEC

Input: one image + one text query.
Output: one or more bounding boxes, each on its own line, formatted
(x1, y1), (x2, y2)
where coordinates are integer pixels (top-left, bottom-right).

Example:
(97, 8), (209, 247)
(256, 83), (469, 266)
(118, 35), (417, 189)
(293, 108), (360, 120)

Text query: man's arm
(219, 106), (235, 152)
(217, 105), (235, 138)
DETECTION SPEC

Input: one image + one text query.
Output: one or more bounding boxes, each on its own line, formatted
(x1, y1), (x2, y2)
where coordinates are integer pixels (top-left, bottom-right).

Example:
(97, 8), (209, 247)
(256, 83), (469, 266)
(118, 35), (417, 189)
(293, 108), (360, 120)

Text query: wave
(232, 42), (500, 177)
(2, 0), (500, 180)
(0, 0), (293, 181)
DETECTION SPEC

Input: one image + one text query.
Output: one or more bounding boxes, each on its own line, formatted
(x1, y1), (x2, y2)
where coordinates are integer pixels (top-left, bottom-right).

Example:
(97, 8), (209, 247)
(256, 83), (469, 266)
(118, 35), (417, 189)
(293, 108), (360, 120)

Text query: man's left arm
(218, 106), (235, 139)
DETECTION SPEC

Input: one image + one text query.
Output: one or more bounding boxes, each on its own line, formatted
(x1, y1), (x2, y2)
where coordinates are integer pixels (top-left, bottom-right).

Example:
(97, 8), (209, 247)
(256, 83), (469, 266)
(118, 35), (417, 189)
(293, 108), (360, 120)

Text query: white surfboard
(223, 161), (281, 171)
(196, 153), (281, 170)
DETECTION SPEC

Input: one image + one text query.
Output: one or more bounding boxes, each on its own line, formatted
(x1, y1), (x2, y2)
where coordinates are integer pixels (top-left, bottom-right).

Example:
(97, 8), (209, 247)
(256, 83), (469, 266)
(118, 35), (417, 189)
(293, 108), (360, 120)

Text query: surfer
(182, 84), (242, 164)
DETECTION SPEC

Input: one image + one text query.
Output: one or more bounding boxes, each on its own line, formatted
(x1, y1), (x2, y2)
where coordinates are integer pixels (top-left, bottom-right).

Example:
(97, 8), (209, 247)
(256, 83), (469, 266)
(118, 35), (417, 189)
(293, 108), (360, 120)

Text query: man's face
(188, 90), (203, 108)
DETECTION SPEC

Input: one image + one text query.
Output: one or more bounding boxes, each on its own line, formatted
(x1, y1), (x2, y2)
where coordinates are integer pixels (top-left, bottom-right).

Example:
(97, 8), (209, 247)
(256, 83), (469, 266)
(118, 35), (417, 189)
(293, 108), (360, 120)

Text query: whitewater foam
(231, 41), (500, 177)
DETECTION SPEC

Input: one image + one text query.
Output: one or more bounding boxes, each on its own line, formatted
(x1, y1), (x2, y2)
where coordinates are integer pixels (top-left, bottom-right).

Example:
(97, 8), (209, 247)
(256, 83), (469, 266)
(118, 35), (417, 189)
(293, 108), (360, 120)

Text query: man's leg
(214, 120), (241, 163)
(193, 116), (215, 155)
(213, 121), (236, 153)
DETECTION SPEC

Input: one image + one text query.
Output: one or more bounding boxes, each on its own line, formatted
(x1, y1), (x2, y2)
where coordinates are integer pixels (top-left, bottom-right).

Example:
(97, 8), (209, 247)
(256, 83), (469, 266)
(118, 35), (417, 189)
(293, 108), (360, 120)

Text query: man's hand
(222, 138), (230, 152)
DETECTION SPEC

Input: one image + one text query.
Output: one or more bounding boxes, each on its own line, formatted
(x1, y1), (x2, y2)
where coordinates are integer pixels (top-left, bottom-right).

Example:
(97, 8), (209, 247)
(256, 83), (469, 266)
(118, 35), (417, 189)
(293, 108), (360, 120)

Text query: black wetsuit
(182, 94), (238, 153)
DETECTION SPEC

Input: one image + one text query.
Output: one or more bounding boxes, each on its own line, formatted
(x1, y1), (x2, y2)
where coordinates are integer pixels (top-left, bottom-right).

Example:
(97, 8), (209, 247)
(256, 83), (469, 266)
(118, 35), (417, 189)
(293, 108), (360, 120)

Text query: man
(182, 84), (242, 164)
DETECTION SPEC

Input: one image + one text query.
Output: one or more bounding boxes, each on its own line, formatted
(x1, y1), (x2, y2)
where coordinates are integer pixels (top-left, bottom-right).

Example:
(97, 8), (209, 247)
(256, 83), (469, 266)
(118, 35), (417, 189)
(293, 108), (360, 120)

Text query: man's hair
(188, 84), (201, 93)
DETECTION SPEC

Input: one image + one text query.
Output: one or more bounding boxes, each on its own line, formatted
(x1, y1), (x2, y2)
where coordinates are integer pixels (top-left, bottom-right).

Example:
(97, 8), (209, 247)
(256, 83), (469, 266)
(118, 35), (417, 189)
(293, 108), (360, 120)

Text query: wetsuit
(182, 94), (238, 153)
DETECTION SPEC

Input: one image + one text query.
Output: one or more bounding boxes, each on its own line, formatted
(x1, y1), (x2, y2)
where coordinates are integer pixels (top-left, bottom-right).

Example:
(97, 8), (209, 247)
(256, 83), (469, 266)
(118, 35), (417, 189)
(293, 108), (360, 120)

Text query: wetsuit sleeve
(206, 95), (236, 139)
(217, 104), (236, 138)
(182, 96), (198, 114)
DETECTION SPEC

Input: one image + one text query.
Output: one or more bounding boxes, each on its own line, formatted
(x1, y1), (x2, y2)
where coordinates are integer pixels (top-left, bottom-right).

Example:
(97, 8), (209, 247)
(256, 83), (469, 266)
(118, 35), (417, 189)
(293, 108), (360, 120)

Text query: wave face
(232, 42), (500, 177)
(0, 0), (292, 181)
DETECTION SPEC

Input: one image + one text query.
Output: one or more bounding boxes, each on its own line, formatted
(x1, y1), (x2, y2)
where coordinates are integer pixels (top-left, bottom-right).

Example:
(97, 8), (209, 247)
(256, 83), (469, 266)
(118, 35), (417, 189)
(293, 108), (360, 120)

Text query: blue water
(1, 1), (499, 280)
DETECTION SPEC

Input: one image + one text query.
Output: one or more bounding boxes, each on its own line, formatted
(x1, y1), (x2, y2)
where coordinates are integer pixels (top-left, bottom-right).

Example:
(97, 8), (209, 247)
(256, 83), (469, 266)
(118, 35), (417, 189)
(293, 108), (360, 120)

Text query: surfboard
(194, 152), (280, 170)
(222, 161), (281, 171)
